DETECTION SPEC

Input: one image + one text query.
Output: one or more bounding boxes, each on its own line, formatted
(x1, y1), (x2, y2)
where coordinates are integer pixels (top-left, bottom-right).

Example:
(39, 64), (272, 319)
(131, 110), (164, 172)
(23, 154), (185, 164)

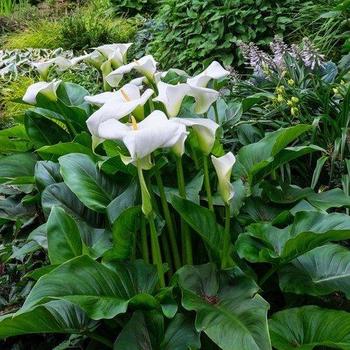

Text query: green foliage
(110, 0), (157, 16)
(3, 20), (63, 49)
(149, 0), (317, 71)
(60, 13), (139, 51)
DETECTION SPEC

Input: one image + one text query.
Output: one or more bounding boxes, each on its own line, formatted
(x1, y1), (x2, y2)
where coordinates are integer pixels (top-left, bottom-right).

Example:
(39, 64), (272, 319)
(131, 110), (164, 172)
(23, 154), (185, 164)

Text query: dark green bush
(148, 0), (317, 72)
(110, 0), (158, 16)
(60, 12), (139, 51)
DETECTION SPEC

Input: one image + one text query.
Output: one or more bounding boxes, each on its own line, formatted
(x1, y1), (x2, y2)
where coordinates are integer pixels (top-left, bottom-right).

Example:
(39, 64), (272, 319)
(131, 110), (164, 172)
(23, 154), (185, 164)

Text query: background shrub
(109, 0), (158, 16)
(148, 0), (319, 72)
(3, 20), (63, 49)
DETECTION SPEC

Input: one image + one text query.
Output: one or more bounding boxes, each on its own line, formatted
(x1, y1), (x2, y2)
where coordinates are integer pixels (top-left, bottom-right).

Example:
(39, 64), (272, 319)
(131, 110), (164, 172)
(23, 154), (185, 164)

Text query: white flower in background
(211, 152), (236, 204)
(32, 59), (56, 80)
(186, 61), (229, 114)
(106, 55), (158, 87)
(53, 54), (91, 70)
(96, 110), (188, 168)
(154, 81), (190, 117)
(22, 80), (61, 105)
(95, 43), (132, 67)
(85, 50), (106, 70)
(173, 118), (219, 155)
(187, 61), (230, 87)
(86, 84), (154, 136)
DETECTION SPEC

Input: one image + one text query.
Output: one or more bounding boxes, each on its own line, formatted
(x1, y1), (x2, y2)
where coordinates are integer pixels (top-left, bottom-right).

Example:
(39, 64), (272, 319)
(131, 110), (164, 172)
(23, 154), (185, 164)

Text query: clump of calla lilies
(23, 43), (236, 286)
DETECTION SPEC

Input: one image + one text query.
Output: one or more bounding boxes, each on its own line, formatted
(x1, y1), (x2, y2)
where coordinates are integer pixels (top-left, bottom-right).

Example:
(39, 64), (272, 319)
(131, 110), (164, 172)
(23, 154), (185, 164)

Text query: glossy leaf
(34, 161), (62, 191)
(0, 300), (97, 339)
(269, 306), (350, 350)
(59, 153), (118, 212)
(176, 264), (271, 350)
(47, 206), (83, 264)
(21, 256), (159, 320)
(279, 244), (350, 298)
(236, 211), (350, 263)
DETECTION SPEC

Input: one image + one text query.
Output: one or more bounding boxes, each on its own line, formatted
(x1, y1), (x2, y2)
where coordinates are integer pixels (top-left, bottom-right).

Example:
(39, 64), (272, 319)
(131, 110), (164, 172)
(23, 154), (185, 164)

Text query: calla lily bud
(154, 81), (190, 117)
(211, 152), (236, 204)
(95, 43), (132, 67)
(173, 118), (219, 155)
(22, 80), (61, 105)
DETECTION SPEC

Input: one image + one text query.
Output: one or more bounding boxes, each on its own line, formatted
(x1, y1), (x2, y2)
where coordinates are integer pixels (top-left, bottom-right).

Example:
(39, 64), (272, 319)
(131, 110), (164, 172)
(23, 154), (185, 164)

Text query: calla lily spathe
(95, 43), (132, 67)
(22, 80), (61, 105)
(186, 61), (229, 114)
(153, 81), (190, 118)
(96, 110), (188, 168)
(187, 61), (230, 87)
(86, 84), (154, 136)
(211, 152), (236, 204)
(32, 59), (56, 80)
(173, 117), (219, 155)
(106, 55), (158, 87)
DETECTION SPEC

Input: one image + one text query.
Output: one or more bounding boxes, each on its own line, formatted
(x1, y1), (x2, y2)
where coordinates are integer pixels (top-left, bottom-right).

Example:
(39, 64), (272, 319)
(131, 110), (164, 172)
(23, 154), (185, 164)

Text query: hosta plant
(0, 42), (350, 350)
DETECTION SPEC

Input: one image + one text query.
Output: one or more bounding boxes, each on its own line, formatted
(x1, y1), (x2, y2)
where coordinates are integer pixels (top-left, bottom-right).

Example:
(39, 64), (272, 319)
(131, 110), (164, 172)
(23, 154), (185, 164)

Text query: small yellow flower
(287, 100), (293, 106)
(276, 86), (285, 94)
(291, 107), (299, 116)
(291, 96), (299, 103)
(333, 88), (339, 94)
(277, 94), (284, 102)
(288, 79), (295, 86)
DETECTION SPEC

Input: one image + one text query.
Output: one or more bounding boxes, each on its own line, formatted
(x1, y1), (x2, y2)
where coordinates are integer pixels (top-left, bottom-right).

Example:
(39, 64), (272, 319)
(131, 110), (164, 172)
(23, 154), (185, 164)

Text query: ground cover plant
(0, 38), (349, 350)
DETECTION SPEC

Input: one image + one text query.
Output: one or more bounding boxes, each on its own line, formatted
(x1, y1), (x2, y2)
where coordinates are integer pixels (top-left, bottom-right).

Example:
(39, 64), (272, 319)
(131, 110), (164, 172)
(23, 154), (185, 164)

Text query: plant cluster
(109, 0), (157, 16)
(148, 0), (319, 72)
(0, 42), (350, 349)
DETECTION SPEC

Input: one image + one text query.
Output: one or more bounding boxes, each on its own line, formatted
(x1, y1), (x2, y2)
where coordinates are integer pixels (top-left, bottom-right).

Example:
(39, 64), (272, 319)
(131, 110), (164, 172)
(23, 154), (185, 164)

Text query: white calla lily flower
(187, 61), (230, 88)
(211, 152), (236, 204)
(86, 84), (154, 135)
(106, 55), (158, 87)
(95, 43), (132, 66)
(23, 80), (61, 105)
(96, 110), (188, 167)
(32, 59), (56, 80)
(186, 61), (229, 114)
(188, 85), (219, 114)
(154, 81), (190, 117)
(173, 117), (219, 155)
(54, 54), (91, 70)
(85, 50), (106, 70)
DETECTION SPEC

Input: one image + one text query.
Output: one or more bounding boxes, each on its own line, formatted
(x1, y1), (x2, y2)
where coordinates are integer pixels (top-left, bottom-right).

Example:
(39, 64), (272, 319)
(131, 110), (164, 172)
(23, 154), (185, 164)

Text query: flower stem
(155, 168), (182, 270)
(222, 203), (231, 269)
(148, 212), (166, 288)
(175, 157), (193, 265)
(214, 101), (219, 124)
(203, 155), (214, 211)
(140, 216), (149, 263)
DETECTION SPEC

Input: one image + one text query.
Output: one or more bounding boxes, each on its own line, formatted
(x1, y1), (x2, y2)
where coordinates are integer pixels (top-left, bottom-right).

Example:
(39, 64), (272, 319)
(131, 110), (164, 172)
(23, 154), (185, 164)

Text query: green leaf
(37, 142), (96, 162)
(107, 179), (139, 224)
(236, 211), (350, 264)
(0, 153), (37, 179)
(113, 311), (200, 350)
(234, 125), (321, 185)
(47, 206), (83, 264)
(175, 264), (271, 350)
(0, 300), (97, 339)
(21, 256), (159, 320)
(269, 306), (350, 350)
(41, 182), (102, 227)
(279, 244), (350, 298)
(25, 110), (71, 148)
(104, 206), (142, 261)
(35, 161), (62, 191)
(170, 195), (224, 262)
(59, 153), (118, 212)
